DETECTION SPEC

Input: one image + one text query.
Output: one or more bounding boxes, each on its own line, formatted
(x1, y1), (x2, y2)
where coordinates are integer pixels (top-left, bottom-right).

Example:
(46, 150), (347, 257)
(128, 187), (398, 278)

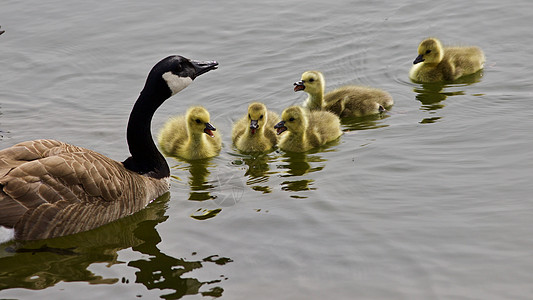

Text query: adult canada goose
(294, 71), (393, 117)
(274, 106), (342, 152)
(158, 106), (221, 160)
(0, 55), (218, 240)
(409, 37), (485, 82)
(232, 102), (280, 152)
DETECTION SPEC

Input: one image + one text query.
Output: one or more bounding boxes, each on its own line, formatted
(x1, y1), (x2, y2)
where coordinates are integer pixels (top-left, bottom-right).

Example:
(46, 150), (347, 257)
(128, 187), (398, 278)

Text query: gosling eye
(248, 114), (251, 119)
(289, 117), (295, 122)
(195, 119), (202, 124)
(259, 115), (264, 120)
(308, 78), (315, 82)
(425, 49), (431, 54)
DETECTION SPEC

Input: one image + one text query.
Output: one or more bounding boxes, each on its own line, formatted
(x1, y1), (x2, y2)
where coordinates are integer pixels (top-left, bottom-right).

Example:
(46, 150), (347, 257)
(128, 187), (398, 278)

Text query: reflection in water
(340, 113), (391, 132)
(414, 70), (484, 107)
(0, 193), (232, 298)
(412, 70), (484, 123)
(232, 148), (335, 197)
(171, 158), (245, 219)
(128, 213), (231, 299)
(234, 152), (278, 194)
(277, 150), (331, 196)
(186, 159), (216, 202)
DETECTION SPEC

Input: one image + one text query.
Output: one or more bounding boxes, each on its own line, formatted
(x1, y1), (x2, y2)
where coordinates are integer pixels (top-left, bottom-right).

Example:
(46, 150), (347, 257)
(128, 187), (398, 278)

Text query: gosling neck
(188, 128), (207, 146)
(305, 90), (324, 110)
(123, 88), (170, 179)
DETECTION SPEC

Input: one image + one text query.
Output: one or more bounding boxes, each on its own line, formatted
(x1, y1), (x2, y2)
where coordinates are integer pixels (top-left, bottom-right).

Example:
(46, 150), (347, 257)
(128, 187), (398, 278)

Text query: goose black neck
(123, 88), (170, 179)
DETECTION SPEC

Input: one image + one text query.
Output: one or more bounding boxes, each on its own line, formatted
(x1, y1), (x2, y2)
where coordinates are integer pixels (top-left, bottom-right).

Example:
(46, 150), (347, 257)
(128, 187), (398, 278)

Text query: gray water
(1, 0), (533, 299)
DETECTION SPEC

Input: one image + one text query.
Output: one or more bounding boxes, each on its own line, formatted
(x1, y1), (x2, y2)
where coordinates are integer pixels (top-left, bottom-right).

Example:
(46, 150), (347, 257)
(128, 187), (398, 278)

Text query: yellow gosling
(274, 106), (342, 152)
(158, 106), (221, 160)
(409, 37), (485, 82)
(232, 102), (280, 152)
(294, 70), (393, 117)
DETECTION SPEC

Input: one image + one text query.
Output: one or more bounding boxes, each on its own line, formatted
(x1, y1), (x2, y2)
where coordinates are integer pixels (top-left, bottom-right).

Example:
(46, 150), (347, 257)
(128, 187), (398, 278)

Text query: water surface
(1, 0), (533, 299)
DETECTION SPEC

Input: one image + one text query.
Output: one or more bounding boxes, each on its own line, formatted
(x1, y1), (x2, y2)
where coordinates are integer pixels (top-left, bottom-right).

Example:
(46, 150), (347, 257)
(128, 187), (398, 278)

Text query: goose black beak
(190, 59), (219, 78)
(413, 54), (425, 64)
(293, 81), (305, 92)
(250, 120), (259, 135)
(204, 122), (216, 138)
(274, 120), (287, 135)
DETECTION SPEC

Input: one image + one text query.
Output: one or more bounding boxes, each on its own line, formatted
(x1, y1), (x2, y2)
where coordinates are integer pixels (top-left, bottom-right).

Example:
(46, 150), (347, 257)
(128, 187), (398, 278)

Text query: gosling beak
(190, 59), (219, 78)
(250, 120), (259, 135)
(204, 122), (216, 138)
(413, 54), (425, 64)
(274, 120), (287, 135)
(293, 80), (305, 92)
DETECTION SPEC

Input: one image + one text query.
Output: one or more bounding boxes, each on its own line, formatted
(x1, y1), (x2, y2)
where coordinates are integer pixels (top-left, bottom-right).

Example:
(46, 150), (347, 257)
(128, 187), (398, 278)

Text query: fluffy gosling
(409, 37), (485, 82)
(294, 70), (393, 117)
(232, 102), (280, 152)
(274, 106), (342, 152)
(158, 106), (221, 160)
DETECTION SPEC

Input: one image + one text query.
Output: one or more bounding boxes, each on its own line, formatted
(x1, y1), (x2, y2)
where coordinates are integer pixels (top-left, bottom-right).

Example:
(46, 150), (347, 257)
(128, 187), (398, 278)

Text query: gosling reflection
(413, 70), (483, 122)
(340, 113), (391, 132)
(186, 159), (216, 201)
(278, 151), (329, 194)
(239, 152), (277, 193)
(414, 70), (483, 109)
(0, 193), (232, 298)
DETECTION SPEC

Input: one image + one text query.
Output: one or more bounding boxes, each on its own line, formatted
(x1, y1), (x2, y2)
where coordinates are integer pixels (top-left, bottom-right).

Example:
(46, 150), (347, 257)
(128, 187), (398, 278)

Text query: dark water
(1, 0), (533, 299)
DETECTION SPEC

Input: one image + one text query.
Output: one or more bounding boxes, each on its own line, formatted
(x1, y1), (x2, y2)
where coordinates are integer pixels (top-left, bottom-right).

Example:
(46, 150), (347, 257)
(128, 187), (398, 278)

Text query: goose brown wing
(0, 139), (129, 239)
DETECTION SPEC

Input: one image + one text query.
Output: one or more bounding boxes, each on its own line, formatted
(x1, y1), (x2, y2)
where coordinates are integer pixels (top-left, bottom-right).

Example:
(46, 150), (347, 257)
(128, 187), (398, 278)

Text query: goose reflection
(413, 70), (483, 123)
(0, 193), (232, 298)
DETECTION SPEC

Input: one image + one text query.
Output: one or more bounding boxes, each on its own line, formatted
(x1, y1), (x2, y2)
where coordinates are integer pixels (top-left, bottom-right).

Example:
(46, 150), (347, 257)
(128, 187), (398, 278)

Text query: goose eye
(248, 114), (251, 119)
(289, 117), (295, 122)
(308, 78), (314, 82)
(425, 49), (431, 54)
(195, 119), (201, 124)
(259, 115), (264, 119)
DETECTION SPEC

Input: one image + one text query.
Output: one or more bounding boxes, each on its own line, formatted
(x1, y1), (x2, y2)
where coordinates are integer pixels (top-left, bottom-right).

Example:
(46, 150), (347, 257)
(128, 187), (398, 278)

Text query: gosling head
(186, 106), (216, 138)
(247, 102), (268, 135)
(293, 71), (325, 95)
(274, 106), (308, 135)
(413, 38), (444, 65)
(144, 55), (218, 100)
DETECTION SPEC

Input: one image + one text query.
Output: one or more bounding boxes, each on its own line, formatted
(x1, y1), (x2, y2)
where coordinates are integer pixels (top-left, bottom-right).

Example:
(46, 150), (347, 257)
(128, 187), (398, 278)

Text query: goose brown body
(0, 55), (218, 240)
(0, 139), (169, 240)
(409, 38), (485, 82)
(294, 71), (393, 118)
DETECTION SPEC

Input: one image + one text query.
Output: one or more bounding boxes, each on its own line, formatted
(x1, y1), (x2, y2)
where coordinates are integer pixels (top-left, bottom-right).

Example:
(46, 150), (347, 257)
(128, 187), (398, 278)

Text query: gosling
(409, 37), (485, 82)
(274, 106), (342, 152)
(158, 106), (221, 160)
(294, 70), (393, 118)
(232, 102), (280, 152)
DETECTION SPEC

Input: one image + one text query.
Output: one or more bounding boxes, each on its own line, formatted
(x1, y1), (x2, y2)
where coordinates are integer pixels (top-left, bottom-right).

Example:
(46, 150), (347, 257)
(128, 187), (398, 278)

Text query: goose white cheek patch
(162, 72), (193, 96)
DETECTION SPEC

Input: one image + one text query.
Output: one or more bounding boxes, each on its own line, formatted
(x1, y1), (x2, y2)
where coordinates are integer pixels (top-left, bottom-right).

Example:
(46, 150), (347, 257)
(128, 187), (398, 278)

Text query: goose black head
(142, 55), (218, 99)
